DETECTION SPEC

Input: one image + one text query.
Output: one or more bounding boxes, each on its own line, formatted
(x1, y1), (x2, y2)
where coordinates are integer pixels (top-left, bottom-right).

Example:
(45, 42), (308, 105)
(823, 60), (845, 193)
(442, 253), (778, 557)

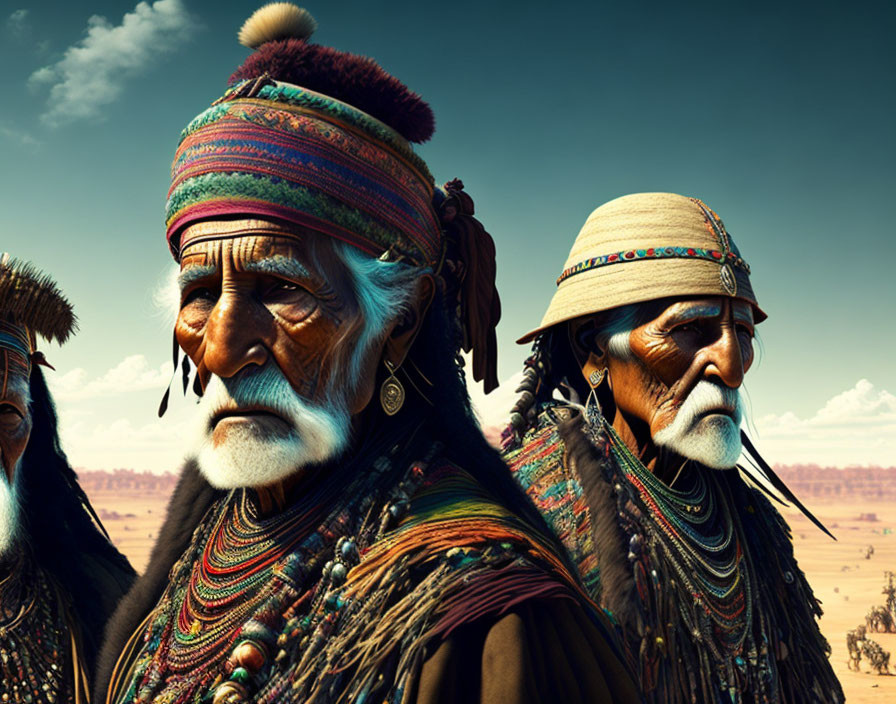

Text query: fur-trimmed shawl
(504, 404), (844, 704)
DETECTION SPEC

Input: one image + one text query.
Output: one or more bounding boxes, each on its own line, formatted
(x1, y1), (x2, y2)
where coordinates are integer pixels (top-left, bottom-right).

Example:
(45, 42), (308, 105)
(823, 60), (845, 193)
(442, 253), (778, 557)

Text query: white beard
(652, 380), (743, 469)
(0, 460), (22, 557)
(188, 366), (351, 489)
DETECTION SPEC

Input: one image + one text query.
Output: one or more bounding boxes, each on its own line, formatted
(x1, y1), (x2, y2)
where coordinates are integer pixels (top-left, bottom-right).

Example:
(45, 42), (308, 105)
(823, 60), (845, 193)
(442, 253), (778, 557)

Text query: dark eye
(0, 404), (24, 422)
(182, 287), (217, 307)
(262, 278), (311, 301)
(672, 322), (700, 335)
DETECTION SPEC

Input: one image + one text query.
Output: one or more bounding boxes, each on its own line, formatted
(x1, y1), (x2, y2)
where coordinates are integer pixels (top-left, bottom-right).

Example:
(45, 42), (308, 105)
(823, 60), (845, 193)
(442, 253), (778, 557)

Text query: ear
(382, 273), (435, 368)
(567, 318), (608, 388)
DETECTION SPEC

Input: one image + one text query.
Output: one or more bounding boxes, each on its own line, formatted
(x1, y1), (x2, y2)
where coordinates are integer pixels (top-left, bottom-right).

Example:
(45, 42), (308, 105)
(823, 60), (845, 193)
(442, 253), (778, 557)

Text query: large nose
(200, 289), (270, 381)
(703, 323), (745, 389)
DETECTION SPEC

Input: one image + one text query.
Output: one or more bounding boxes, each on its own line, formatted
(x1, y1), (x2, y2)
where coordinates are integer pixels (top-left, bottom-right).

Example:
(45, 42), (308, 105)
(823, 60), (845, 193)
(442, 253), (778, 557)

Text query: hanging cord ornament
(434, 179), (501, 393)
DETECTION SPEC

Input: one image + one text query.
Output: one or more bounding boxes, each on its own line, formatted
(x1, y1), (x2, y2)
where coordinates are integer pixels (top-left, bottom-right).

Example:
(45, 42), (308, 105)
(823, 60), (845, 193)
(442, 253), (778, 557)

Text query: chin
(654, 413), (743, 470)
(191, 406), (351, 490)
(0, 461), (22, 557)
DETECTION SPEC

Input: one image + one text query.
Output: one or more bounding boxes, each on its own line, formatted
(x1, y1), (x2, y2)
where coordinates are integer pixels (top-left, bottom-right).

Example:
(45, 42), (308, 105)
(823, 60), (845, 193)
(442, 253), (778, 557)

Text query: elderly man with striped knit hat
(93, 5), (640, 703)
(502, 192), (844, 703)
(0, 254), (135, 702)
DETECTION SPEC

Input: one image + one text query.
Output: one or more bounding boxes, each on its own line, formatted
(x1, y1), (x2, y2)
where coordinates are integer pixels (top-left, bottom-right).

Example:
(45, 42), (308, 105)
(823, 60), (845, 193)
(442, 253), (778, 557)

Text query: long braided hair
(19, 367), (136, 670)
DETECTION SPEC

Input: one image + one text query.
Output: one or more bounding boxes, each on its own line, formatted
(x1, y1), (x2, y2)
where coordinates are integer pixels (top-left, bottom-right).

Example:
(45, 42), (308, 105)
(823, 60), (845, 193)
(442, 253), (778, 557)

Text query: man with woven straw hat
(94, 5), (639, 703)
(503, 192), (844, 703)
(0, 254), (135, 702)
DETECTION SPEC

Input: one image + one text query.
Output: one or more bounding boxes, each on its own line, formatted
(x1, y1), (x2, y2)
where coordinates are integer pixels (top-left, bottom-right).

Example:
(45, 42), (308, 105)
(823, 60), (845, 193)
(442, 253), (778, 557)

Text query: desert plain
(84, 473), (895, 702)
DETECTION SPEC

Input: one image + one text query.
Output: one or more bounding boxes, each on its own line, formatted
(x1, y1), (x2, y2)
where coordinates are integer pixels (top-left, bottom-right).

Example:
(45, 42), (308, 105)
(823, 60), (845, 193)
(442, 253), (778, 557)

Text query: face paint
(0, 369), (32, 485)
(605, 296), (755, 470)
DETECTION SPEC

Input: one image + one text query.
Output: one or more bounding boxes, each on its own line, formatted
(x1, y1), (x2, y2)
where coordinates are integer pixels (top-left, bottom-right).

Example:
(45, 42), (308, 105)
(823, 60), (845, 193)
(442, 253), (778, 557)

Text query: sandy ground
(90, 491), (895, 702)
(92, 492), (171, 573)
(781, 501), (896, 703)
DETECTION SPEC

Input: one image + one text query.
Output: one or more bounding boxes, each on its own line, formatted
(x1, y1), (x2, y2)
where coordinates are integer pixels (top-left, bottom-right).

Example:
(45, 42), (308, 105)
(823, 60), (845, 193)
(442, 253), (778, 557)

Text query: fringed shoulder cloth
(105, 445), (622, 704)
(502, 402), (844, 704)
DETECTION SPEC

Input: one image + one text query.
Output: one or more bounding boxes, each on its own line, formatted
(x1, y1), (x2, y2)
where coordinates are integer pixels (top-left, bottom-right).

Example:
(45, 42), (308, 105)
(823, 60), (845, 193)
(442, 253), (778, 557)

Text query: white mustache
(672, 380), (742, 429)
(199, 366), (321, 434)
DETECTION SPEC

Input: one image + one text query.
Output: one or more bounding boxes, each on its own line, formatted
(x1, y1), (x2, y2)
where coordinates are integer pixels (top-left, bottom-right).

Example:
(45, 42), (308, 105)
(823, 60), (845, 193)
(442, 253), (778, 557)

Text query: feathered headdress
(0, 253), (77, 347)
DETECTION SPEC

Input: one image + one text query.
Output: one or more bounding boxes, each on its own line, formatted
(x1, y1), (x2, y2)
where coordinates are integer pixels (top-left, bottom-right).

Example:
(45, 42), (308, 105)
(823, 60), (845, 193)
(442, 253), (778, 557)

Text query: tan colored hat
(518, 192), (766, 343)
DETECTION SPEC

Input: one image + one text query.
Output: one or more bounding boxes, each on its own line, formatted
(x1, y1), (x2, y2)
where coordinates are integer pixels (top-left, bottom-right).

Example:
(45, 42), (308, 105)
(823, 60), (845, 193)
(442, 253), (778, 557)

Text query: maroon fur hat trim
(230, 39), (435, 143)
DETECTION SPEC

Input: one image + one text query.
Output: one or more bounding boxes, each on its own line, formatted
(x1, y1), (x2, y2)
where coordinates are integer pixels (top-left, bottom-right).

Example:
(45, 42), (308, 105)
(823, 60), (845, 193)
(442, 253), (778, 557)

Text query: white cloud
(471, 370), (896, 467)
(467, 365), (523, 430)
(748, 379), (895, 467)
(58, 410), (190, 473)
(50, 354), (170, 401)
(0, 123), (39, 147)
(28, 0), (194, 126)
(6, 9), (29, 36)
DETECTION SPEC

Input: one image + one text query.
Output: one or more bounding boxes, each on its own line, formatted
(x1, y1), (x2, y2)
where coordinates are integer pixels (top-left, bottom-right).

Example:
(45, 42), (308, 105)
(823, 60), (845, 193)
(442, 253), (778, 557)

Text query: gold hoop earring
(380, 359), (405, 416)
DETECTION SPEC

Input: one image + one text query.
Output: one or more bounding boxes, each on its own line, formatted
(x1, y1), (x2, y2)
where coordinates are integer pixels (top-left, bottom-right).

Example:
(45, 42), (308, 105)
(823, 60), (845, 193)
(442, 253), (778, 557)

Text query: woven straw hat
(518, 192), (766, 343)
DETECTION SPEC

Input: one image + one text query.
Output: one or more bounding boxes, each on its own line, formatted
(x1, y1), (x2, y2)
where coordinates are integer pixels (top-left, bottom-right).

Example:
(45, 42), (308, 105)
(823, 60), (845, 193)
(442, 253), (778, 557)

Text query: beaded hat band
(518, 193), (766, 344)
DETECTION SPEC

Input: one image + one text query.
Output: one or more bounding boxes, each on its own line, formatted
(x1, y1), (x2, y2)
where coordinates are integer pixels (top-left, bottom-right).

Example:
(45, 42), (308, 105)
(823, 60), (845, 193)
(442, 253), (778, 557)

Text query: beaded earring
(380, 359), (405, 415)
(582, 358), (607, 426)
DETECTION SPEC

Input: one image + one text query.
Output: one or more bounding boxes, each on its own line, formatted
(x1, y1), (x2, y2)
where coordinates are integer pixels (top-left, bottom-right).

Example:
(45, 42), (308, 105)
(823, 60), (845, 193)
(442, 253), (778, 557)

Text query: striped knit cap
(166, 4), (441, 266)
(165, 4), (502, 391)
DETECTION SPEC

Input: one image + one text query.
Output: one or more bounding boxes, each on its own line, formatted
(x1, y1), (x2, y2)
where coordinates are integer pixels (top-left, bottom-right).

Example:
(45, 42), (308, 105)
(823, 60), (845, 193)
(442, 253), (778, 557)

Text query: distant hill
(773, 465), (896, 500)
(75, 464), (896, 501)
(77, 468), (179, 496)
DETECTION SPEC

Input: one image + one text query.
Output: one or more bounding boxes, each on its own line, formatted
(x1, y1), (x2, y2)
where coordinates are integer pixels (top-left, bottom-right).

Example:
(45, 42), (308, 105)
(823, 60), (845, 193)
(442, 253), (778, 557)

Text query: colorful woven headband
(166, 80), (441, 266)
(0, 320), (33, 379)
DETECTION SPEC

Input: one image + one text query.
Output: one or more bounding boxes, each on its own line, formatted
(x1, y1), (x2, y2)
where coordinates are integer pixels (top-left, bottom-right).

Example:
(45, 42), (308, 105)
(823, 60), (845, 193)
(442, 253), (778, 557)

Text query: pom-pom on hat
(166, 4), (440, 265)
(165, 4), (502, 391)
(518, 193), (766, 344)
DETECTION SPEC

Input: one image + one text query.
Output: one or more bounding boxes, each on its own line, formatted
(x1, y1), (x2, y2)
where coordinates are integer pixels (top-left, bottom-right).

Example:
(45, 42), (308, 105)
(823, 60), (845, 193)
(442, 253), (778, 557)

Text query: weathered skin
(174, 218), (433, 465)
(570, 296), (755, 482)
(0, 364), (32, 482)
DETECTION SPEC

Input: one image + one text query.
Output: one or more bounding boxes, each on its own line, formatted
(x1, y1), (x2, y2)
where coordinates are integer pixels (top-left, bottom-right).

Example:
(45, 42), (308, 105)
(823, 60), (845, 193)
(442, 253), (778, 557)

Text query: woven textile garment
(504, 403), (844, 704)
(105, 440), (630, 704)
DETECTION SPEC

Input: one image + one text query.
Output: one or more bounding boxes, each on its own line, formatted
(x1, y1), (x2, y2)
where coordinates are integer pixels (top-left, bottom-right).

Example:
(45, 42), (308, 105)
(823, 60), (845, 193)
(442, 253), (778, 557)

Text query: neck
(252, 464), (325, 517)
(609, 409), (685, 485)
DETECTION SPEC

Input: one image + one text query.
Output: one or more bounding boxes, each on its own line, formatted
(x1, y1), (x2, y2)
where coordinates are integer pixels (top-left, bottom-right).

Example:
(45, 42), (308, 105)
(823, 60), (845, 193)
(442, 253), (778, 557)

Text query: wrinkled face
(607, 297), (755, 469)
(0, 367), (31, 485)
(176, 221), (387, 489)
(0, 365), (28, 555)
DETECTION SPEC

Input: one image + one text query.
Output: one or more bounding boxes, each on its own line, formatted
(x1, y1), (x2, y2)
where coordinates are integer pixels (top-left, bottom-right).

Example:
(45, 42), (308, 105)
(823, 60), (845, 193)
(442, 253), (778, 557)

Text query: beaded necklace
(588, 412), (776, 703)
(0, 552), (75, 704)
(114, 439), (434, 704)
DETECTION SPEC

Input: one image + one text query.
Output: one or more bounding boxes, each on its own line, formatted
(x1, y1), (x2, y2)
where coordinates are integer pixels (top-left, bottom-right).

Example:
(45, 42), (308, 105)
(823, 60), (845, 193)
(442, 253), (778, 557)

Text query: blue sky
(1, 0), (894, 471)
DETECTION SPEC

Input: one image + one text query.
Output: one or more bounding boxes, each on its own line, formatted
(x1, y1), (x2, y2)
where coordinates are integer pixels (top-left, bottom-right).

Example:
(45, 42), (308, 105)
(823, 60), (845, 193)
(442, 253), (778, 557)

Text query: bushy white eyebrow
(244, 256), (312, 281)
(666, 304), (722, 323)
(177, 264), (217, 291)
